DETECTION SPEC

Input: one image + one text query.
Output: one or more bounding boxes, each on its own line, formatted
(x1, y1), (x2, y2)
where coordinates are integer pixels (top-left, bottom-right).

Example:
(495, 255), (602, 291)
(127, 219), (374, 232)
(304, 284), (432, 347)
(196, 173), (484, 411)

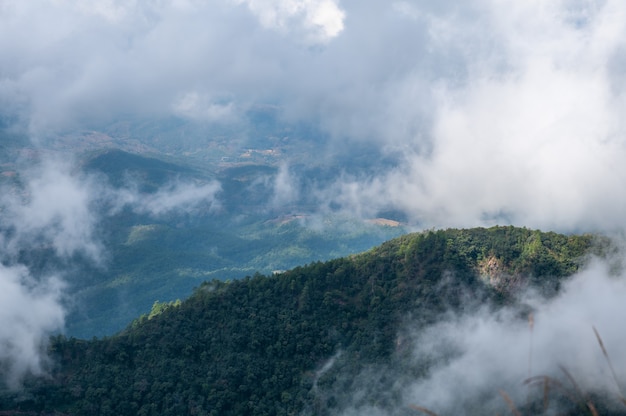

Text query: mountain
(0, 132), (409, 338)
(60, 148), (408, 337)
(1, 226), (610, 416)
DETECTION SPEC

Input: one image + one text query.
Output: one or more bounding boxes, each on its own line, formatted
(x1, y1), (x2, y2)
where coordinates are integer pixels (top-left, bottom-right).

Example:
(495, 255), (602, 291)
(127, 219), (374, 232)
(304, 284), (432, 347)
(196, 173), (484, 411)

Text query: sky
(2, 0), (626, 232)
(3, 0), (626, 397)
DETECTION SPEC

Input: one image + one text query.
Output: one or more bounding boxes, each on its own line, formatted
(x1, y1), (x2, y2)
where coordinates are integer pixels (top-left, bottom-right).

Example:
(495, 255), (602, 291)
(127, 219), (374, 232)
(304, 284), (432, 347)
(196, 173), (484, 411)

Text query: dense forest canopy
(1, 226), (611, 416)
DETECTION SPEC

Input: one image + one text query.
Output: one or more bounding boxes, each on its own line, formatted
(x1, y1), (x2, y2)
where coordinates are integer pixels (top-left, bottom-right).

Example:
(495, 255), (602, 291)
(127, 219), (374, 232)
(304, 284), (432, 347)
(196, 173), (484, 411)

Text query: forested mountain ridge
(1, 227), (602, 415)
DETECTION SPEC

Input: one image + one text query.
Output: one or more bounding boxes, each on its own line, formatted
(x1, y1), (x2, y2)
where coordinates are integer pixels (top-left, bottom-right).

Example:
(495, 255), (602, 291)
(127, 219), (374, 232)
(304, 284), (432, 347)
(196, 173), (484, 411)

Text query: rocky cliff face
(478, 255), (524, 294)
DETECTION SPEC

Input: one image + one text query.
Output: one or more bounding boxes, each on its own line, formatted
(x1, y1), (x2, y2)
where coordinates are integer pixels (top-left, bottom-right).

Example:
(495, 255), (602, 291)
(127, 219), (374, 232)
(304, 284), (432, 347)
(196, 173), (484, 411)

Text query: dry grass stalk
(499, 390), (522, 416)
(411, 325), (622, 416)
(559, 365), (602, 415)
(559, 365), (584, 399)
(586, 401), (599, 416)
(408, 404), (439, 416)
(540, 375), (549, 411)
(525, 375), (577, 405)
(527, 371), (607, 415)
(528, 313), (534, 379)
(593, 325), (626, 405)
(527, 313), (534, 410)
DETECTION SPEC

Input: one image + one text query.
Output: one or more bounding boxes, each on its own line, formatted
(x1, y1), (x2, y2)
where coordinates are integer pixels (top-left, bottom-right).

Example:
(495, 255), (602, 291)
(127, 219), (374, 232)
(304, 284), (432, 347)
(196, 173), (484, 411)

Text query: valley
(0, 125), (408, 338)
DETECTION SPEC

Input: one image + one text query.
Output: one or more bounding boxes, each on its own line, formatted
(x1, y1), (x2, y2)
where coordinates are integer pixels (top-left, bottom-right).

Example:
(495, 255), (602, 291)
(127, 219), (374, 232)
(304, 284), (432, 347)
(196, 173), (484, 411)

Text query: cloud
(233, 0), (345, 44)
(172, 91), (238, 122)
(302, 0), (626, 232)
(0, 264), (64, 389)
(0, 160), (98, 386)
(3, 160), (103, 261)
(112, 179), (222, 216)
(0, 0), (431, 141)
(0, 157), (222, 386)
(336, 256), (626, 415)
(397, 0), (626, 231)
(3, 0), (626, 231)
(270, 162), (300, 209)
(407, 259), (626, 414)
(0, 0), (347, 134)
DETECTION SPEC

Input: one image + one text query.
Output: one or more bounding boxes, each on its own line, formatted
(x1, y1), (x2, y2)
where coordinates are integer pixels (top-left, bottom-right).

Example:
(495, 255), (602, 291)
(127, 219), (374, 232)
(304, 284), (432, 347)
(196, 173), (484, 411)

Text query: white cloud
(113, 180), (222, 216)
(392, 1), (421, 20)
(172, 91), (238, 122)
(271, 162), (300, 208)
(0, 264), (64, 388)
(336, 257), (626, 415)
(405, 259), (626, 414)
(233, 0), (345, 43)
(0, 158), (222, 385)
(7, 161), (103, 260)
(3, 0), (626, 232)
(0, 160), (98, 386)
(67, 0), (137, 22)
(302, 0), (626, 232)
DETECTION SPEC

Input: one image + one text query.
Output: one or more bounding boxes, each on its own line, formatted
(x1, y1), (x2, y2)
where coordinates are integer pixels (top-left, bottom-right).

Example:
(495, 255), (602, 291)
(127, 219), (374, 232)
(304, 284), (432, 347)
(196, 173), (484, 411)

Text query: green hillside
(20, 148), (405, 337)
(0, 136), (412, 339)
(1, 227), (603, 415)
